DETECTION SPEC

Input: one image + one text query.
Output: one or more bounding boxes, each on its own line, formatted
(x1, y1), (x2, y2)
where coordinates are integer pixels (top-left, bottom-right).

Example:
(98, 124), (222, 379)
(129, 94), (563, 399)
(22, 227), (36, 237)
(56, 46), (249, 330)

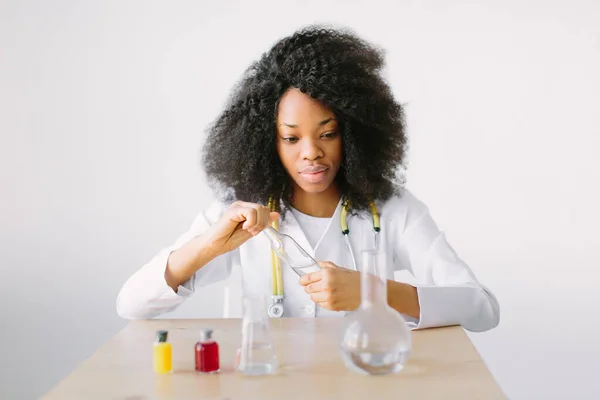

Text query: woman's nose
(300, 139), (324, 160)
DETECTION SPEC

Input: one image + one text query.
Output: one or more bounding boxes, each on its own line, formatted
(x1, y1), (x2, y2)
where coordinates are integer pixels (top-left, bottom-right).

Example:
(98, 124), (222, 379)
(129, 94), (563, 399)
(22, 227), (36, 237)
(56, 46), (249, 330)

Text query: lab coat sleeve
(116, 202), (235, 319)
(398, 203), (500, 333)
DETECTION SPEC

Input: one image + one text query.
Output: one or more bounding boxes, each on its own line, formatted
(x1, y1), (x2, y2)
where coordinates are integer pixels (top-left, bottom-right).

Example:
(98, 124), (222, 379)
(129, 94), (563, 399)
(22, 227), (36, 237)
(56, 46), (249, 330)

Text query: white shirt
(289, 207), (331, 249)
(116, 187), (500, 332)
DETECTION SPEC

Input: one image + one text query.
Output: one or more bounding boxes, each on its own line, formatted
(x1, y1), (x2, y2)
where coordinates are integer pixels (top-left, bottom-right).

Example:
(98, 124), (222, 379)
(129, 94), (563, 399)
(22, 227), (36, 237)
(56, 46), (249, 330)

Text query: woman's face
(276, 88), (342, 195)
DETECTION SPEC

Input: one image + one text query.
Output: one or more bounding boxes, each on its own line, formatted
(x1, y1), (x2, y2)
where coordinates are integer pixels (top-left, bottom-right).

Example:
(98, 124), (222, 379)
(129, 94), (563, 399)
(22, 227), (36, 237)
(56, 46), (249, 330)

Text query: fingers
(304, 280), (325, 294)
(240, 208), (257, 231)
(300, 261), (360, 312)
(309, 292), (328, 303)
(300, 262), (338, 285)
(299, 270), (323, 286)
(318, 261), (338, 269)
(229, 201), (278, 236)
(269, 212), (280, 223)
(299, 261), (341, 286)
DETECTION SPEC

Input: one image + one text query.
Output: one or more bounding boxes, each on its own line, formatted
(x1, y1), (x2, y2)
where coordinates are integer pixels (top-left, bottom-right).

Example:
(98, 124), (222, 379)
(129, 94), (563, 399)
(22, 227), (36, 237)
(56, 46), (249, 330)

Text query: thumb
(269, 212), (280, 223)
(318, 261), (339, 269)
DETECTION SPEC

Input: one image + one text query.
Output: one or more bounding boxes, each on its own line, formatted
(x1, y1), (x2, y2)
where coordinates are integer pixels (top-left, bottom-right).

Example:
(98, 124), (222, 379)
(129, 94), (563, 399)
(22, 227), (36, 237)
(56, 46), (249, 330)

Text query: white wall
(1, 0), (599, 398)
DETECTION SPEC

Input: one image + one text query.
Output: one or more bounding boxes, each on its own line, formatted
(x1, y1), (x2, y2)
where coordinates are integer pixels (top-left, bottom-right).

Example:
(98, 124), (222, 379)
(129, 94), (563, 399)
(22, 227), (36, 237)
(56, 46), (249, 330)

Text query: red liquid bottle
(195, 328), (220, 373)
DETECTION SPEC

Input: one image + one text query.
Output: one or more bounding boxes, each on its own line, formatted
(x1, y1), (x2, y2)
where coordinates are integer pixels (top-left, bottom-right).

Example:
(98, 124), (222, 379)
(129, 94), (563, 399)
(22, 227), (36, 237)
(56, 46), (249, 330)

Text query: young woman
(116, 25), (499, 332)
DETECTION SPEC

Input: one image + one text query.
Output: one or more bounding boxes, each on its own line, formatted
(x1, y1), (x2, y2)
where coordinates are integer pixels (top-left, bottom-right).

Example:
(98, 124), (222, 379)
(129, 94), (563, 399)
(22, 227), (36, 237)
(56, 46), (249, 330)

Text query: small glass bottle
(339, 250), (412, 375)
(195, 328), (220, 373)
(153, 330), (173, 374)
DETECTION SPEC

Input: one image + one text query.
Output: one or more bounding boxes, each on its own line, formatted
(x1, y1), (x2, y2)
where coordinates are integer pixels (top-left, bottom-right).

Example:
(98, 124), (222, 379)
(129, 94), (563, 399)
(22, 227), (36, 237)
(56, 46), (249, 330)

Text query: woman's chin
(294, 180), (335, 194)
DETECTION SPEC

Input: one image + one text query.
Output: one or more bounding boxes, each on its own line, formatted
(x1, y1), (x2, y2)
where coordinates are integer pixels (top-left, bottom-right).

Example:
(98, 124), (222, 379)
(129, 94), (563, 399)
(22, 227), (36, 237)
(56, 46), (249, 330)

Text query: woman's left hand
(298, 261), (360, 311)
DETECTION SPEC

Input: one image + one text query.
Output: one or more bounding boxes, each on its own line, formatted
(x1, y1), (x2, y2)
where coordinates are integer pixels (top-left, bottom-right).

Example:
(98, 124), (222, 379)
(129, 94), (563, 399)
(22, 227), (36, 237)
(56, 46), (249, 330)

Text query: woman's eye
(321, 131), (338, 139)
(282, 137), (298, 143)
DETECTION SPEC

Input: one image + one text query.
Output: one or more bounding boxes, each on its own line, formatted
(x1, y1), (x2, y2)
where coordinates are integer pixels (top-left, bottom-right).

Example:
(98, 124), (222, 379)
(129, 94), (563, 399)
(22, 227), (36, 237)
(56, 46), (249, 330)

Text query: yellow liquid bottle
(153, 330), (173, 374)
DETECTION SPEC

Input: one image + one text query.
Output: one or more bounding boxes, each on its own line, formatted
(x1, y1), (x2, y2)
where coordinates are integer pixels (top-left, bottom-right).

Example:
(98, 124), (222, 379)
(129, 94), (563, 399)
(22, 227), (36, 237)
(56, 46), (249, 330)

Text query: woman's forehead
(277, 88), (335, 126)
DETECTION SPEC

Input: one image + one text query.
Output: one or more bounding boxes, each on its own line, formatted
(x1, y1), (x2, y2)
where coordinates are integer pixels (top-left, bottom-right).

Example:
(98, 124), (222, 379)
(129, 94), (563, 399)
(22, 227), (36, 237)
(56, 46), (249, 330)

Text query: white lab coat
(116, 188), (500, 333)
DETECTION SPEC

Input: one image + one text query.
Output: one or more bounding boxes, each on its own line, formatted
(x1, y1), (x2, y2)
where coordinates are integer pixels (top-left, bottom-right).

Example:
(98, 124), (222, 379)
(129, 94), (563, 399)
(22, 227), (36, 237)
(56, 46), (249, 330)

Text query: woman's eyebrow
(278, 117), (336, 128)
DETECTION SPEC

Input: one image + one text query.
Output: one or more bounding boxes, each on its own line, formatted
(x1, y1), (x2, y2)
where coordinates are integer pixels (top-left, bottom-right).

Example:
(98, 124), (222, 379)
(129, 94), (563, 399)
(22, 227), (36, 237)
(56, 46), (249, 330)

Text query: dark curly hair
(201, 25), (408, 213)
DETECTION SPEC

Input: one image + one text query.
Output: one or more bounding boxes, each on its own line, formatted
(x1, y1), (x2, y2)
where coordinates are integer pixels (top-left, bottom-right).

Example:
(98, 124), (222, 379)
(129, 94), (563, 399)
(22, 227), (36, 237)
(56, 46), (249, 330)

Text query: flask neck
(360, 272), (387, 309)
(359, 250), (387, 309)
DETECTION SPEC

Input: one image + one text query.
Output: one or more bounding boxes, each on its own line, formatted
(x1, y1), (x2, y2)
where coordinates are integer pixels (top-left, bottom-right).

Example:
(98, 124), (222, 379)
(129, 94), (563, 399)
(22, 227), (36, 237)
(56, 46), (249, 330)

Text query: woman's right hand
(204, 201), (280, 257)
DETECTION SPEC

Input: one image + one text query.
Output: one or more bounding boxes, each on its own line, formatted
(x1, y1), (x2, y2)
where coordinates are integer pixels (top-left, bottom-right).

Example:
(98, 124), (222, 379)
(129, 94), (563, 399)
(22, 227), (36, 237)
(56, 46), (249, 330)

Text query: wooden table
(43, 318), (506, 399)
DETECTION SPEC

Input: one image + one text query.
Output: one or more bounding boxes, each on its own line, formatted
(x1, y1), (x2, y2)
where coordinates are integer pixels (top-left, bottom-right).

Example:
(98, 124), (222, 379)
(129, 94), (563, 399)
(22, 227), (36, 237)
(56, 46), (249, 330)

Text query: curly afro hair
(202, 25), (408, 213)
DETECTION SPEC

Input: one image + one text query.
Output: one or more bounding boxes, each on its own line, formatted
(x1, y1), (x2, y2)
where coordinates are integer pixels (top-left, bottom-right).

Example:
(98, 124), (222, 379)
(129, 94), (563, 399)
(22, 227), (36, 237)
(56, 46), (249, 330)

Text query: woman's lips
(299, 166), (329, 183)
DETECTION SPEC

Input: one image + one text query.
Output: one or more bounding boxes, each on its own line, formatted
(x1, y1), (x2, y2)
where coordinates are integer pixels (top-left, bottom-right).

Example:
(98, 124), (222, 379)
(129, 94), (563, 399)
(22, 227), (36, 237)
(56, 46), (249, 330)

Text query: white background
(1, 0), (599, 399)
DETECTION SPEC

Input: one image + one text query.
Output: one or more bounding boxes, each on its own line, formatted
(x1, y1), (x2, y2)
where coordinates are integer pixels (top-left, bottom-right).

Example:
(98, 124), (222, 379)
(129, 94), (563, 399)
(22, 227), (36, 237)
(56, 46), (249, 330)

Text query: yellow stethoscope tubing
(270, 218), (284, 296)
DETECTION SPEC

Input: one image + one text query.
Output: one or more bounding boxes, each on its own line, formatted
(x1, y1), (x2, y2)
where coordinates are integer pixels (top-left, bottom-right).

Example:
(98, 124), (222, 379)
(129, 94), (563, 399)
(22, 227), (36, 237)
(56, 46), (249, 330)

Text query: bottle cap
(156, 330), (168, 342)
(200, 328), (213, 341)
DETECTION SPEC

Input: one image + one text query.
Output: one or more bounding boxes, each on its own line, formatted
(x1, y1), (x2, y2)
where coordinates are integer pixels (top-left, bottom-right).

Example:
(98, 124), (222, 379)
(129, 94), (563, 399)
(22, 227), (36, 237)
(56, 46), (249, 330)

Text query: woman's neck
(291, 185), (341, 218)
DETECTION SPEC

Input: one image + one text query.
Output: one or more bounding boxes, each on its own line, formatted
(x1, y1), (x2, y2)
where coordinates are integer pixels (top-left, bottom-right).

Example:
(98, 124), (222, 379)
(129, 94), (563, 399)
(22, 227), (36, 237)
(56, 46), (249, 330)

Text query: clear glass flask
(235, 295), (279, 375)
(263, 226), (320, 276)
(339, 249), (412, 375)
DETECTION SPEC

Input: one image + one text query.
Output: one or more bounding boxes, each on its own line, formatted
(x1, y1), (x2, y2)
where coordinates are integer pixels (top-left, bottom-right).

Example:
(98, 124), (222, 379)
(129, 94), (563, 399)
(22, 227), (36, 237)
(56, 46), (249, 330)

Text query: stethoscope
(266, 198), (380, 318)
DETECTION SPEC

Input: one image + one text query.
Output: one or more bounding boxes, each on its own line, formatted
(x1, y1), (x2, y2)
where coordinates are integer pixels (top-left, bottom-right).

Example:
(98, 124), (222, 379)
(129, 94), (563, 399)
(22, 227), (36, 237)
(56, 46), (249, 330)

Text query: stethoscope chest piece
(268, 296), (284, 318)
